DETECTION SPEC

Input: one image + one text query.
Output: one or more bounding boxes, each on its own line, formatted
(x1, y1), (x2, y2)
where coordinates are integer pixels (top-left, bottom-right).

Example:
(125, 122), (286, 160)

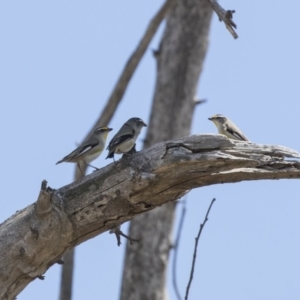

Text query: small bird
(56, 126), (113, 174)
(106, 117), (147, 161)
(208, 114), (249, 141)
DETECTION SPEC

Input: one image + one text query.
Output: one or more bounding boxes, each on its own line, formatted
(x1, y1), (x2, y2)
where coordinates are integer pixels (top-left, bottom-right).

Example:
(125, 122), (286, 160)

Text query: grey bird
(56, 126), (113, 174)
(208, 114), (249, 141)
(106, 117), (147, 160)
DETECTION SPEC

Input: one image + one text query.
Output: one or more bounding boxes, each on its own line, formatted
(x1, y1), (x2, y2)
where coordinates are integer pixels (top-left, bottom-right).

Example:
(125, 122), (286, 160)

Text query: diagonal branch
(59, 2), (176, 298)
(94, 0), (175, 127)
(207, 0), (238, 39)
(1, 134), (300, 298)
(74, 0), (175, 178)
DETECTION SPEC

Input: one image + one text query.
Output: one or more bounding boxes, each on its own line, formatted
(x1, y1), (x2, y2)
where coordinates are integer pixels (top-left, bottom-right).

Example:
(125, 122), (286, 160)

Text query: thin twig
(194, 98), (207, 106)
(207, 0), (238, 39)
(184, 198), (216, 300)
(110, 226), (140, 246)
(172, 200), (187, 300)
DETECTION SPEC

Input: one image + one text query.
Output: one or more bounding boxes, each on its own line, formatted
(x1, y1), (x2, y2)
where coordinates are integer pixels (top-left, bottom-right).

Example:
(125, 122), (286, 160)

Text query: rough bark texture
(0, 135), (300, 298)
(120, 0), (213, 299)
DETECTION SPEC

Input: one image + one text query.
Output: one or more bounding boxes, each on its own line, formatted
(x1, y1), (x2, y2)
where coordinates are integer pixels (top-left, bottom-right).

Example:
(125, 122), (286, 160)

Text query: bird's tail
(56, 159), (64, 165)
(106, 152), (114, 159)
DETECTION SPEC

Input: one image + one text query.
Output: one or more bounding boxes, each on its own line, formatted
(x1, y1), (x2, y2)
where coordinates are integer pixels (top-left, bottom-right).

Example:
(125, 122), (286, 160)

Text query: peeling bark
(1, 135), (299, 299)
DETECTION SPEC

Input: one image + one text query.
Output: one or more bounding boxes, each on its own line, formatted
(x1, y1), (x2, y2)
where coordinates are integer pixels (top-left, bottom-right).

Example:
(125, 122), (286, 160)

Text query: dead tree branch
(1, 134), (300, 298)
(84, 0), (174, 135)
(95, 0), (174, 125)
(109, 225), (140, 247)
(184, 198), (216, 300)
(73, 0), (174, 178)
(207, 0), (238, 39)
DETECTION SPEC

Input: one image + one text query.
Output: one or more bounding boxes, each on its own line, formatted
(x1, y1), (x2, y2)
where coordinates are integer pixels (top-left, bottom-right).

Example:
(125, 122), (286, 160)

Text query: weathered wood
(0, 134), (299, 299)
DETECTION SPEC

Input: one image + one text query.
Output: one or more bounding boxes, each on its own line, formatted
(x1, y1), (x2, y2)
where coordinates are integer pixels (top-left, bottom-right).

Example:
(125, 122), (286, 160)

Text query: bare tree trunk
(120, 0), (213, 299)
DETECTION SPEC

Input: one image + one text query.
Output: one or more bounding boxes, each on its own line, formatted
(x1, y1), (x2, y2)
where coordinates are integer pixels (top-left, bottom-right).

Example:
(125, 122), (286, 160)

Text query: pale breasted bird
(106, 117), (147, 160)
(208, 114), (249, 141)
(56, 126), (113, 174)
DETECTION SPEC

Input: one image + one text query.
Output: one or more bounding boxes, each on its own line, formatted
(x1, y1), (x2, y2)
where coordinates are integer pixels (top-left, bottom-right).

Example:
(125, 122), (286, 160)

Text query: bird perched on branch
(208, 114), (249, 141)
(106, 117), (147, 161)
(56, 126), (113, 174)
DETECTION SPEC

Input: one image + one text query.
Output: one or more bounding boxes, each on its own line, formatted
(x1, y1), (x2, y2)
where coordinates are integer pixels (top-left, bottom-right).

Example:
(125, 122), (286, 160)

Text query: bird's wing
(225, 124), (249, 141)
(107, 133), (134, 151)
(57, 138), (99, 163)
(75, 137), (100, 156)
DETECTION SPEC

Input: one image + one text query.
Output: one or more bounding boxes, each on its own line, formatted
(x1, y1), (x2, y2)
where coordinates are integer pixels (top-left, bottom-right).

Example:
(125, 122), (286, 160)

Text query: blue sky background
(0, 1), (299, 299)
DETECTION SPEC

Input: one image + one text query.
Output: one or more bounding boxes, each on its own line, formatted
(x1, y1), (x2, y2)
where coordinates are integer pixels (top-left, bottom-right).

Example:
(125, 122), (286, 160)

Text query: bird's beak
(208, 117), (212, 121)
(142, 121), (147, 127)
(108, 128), (113, 131)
